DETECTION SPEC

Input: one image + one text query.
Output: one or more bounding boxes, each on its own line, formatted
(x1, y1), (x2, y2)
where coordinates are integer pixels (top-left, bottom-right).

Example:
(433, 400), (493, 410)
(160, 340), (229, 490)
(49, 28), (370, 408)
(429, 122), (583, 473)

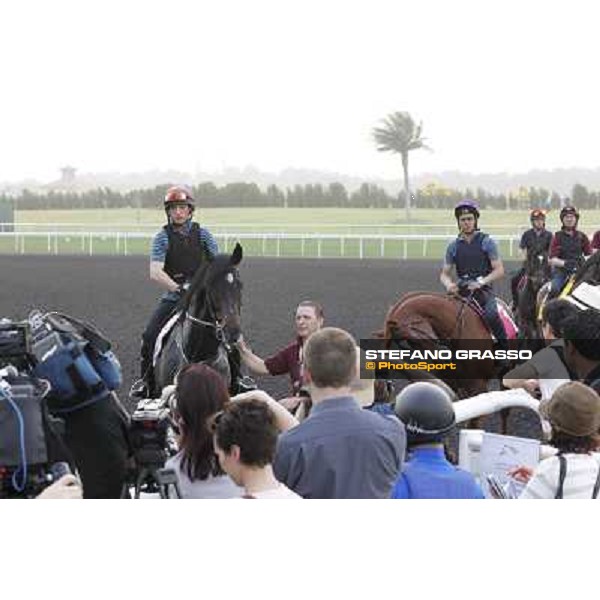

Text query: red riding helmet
(530, 208), (546, 222)
(454, 199), (480, 221)
(559, 205), (579, 223)
(164, 185), (195, 212)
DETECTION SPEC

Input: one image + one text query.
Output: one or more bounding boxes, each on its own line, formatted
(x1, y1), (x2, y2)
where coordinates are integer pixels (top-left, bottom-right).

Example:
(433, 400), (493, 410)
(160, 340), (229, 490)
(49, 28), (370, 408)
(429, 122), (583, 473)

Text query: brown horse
(382, 290), (510, 432)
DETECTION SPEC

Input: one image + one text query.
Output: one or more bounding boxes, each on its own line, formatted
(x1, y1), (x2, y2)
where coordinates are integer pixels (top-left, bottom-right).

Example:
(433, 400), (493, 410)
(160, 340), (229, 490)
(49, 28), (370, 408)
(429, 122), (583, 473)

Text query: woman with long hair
(165, 363), (242, 498)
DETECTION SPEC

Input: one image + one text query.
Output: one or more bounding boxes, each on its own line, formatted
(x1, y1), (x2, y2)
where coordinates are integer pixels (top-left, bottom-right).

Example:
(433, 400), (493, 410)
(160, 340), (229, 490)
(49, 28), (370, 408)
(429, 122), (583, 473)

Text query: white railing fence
(0, 231), (525, 259)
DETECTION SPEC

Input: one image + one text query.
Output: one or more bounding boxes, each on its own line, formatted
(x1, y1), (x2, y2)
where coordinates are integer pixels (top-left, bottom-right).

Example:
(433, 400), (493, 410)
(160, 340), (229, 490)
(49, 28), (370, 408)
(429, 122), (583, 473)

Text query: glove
(564, 259), (577, 272)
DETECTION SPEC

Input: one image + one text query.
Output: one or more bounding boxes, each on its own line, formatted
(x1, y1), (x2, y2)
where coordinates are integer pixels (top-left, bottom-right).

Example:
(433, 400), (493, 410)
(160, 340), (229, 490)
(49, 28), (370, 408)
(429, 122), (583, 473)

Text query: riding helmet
(394, 382), (456, 445)
(529, 208), (546, 222)
(559, 205), (579, 223)
(454, 199), (480, 221)
(164, 185), (195, 212)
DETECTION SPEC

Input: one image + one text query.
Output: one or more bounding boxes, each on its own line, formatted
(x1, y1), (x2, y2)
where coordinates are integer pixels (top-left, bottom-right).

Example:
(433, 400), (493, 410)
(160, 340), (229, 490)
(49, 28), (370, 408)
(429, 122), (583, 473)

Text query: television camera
(123, 390), (181, 499)
(0, 320), (74, 498)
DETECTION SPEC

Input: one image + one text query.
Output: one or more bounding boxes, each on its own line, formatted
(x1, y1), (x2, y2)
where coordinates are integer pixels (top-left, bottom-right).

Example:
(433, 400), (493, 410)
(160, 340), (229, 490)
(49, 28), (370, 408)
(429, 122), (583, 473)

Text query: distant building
(44, 165), (83, 193)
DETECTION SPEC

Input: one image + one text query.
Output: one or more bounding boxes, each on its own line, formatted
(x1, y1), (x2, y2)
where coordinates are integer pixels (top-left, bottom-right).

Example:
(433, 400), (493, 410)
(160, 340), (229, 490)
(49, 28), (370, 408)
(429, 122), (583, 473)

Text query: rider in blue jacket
(391, 382), (484, 499)
(439, 200), (507, 349)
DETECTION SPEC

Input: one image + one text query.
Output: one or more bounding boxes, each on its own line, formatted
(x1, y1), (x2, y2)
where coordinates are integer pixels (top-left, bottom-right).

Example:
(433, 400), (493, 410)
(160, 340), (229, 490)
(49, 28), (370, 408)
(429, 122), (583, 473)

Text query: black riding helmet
(394, 382), (456, 446)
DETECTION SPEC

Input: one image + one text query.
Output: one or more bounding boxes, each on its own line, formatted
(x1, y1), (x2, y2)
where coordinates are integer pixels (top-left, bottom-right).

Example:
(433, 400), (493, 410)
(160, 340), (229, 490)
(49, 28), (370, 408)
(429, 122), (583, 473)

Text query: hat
(540, 381), (600, 437)
(565, 282), (600, 312)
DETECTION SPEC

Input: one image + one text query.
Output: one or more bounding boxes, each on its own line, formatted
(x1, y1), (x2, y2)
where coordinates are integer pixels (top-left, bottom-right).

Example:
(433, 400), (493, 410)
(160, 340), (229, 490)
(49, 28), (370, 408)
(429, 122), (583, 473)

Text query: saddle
(462, 296), (518, 341)
(152, 311), (181, 366)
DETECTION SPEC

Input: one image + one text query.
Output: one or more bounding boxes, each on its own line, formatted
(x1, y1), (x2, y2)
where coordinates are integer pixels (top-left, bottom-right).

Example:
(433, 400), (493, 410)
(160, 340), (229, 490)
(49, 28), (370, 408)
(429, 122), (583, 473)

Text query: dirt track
(0, 254), (539, 438)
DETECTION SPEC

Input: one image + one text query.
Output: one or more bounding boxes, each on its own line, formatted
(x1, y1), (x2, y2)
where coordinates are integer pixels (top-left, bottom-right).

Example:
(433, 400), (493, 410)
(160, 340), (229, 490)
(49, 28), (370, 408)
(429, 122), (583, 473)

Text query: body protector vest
(555, 229), (586, 263)
(455, 232), (493, 281)
(523, 229), (553, 256)
(163, 222), (207, 285)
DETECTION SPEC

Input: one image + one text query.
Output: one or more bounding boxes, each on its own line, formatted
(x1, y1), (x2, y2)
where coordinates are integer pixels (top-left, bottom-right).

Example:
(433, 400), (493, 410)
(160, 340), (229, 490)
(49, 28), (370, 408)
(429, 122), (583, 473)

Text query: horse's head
(182, 243), (244, 349)
(525, 248), (550, 288)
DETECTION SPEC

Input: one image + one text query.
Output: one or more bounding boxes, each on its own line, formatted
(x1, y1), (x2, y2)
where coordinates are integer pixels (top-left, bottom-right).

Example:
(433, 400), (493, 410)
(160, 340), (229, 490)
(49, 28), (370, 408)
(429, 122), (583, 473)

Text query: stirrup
(231, 375), (258, 395)
(130, 379), (150, 399)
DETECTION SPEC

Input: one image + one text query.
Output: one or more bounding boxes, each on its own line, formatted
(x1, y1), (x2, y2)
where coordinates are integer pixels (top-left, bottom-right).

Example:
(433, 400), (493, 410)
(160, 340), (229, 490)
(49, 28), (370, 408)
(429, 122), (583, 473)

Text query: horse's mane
(574, 251), (600, 285)
(176, 253), (235, 314)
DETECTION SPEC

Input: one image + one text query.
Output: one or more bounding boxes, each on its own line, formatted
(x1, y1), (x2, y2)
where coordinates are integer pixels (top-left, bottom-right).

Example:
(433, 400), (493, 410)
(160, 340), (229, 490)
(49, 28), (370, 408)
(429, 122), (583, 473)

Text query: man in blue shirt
(131, 185), (219, 398)
(273, 327), (406, 498)
(439, 199), (507, 349)
(391, 382), (484, 499)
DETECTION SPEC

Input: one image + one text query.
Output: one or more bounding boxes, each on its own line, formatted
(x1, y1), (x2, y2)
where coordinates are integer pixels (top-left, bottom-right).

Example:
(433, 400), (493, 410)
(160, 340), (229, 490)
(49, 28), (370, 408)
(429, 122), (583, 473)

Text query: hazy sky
(3, 0), (599, 182)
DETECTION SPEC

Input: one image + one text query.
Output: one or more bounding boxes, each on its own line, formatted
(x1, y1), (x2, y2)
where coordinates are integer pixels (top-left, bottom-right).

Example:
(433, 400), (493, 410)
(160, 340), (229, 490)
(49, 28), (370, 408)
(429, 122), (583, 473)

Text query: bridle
(182, 272), (240, 353)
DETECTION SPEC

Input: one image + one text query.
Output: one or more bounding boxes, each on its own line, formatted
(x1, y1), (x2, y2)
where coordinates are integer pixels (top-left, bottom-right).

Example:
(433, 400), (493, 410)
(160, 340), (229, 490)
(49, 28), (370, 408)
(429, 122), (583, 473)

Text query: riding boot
(130, 354), (153, 399)
(228, 347), (257, 395)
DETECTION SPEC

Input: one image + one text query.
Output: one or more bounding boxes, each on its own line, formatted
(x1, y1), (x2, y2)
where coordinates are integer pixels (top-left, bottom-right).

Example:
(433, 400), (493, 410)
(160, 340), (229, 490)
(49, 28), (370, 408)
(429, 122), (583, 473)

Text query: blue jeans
(549, 269), (568, 299)
(140, 295), (179, 378)
(464, 287), (507, 345)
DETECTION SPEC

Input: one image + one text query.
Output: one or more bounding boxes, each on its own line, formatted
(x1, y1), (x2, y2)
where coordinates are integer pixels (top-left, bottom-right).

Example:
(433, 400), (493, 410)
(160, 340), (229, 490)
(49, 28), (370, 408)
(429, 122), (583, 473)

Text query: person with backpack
(391, 382), (484, 499)
(511, 382), (600, 499)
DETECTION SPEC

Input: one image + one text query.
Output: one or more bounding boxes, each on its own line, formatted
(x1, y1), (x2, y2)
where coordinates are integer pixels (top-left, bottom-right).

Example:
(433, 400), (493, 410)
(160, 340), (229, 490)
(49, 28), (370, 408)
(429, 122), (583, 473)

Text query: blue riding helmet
(454, 199), (480, 221)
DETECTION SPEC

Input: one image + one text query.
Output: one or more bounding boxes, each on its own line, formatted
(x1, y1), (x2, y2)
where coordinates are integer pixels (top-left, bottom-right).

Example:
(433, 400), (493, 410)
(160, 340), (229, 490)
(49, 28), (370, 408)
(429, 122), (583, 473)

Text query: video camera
(123, 393), (180, 499)
(0, 319), (74, 498)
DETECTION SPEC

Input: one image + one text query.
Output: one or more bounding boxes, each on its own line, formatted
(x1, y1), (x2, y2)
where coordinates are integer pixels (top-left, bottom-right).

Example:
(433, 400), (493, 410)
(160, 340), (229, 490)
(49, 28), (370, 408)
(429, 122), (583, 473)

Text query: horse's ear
(231, 243), (243, 266)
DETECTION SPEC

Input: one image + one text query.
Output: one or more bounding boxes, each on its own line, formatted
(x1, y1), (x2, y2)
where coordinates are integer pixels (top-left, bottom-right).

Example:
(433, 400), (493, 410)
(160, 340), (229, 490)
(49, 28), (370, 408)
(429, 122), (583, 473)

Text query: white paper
(539, 378), (571, 401)
(479, 432), (540, 498)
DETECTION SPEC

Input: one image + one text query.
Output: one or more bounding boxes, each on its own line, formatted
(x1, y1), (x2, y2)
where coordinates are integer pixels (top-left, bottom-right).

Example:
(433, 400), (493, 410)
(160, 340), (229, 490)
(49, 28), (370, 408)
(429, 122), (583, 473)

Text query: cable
(0, 383), (28, 492)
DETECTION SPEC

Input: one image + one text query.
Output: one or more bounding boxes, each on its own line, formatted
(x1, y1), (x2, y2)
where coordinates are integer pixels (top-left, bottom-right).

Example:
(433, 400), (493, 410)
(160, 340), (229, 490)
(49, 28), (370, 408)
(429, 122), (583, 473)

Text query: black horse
(153, 243), (244, 396)
(573, 250), (600, 286)
(536, 251), (600, 323)
(517, 246), (550, 340)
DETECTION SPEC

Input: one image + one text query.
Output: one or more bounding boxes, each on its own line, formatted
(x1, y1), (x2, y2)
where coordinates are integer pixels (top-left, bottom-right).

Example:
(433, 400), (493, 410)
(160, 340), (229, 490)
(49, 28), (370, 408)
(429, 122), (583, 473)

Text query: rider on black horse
(548, 205), (592, 299)
(440, 199), (508, 352)
(510, 208), (552, 311)
(131, 185), (250, 398)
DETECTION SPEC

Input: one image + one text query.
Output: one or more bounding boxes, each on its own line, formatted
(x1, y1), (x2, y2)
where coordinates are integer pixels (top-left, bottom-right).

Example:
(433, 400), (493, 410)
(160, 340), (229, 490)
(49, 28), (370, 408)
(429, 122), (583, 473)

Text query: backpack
(29, 311), (122, 413)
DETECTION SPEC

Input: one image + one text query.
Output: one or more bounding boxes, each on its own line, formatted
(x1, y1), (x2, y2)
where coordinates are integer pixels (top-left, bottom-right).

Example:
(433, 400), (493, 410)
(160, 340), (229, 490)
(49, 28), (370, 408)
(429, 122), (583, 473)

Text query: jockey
(510, 208), (553, 311)
(548, 205), (592, 299)
(131, 185), (219, 398)
(440, 199), (508, 348)
(390, 382), (484, 499)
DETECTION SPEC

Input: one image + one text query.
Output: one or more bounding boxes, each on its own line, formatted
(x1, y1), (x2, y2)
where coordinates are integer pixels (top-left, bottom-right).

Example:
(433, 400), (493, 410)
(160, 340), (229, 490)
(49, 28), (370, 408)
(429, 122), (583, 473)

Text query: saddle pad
(497, 301), (518, 340)
(153, 311), (181, 366)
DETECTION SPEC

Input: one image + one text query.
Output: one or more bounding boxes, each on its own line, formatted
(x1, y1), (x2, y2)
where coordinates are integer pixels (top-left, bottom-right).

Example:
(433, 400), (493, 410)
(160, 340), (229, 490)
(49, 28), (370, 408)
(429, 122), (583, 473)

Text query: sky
(2, 0), (600, 183)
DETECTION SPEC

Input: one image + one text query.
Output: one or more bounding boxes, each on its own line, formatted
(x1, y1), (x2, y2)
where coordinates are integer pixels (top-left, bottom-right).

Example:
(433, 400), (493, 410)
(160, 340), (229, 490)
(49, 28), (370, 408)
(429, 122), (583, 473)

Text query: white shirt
(520, 453), (600, 499)
(247, 484), (302, 499)
(166, 453), (243, 499)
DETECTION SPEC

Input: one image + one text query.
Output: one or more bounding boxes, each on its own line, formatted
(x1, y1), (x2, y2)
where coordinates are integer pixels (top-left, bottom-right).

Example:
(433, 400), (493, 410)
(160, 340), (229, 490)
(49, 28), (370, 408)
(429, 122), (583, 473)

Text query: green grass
(4, 207), (599, 258)
(15, 207), (600, 233)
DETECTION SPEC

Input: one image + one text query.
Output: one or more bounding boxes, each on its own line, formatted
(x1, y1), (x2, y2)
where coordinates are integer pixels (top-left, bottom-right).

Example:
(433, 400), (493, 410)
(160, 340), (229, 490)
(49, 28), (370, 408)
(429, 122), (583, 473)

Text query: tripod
(121, 464), (182, 499)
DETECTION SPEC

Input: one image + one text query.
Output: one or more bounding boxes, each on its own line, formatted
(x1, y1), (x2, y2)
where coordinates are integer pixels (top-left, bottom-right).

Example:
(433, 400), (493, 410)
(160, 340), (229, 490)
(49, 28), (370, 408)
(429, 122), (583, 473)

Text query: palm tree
(373, 111), (430, 220)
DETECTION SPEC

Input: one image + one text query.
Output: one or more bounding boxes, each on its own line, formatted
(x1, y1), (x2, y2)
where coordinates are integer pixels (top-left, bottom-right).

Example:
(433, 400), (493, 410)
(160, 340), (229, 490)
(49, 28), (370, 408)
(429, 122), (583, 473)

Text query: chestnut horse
(382, 290), (511, 432)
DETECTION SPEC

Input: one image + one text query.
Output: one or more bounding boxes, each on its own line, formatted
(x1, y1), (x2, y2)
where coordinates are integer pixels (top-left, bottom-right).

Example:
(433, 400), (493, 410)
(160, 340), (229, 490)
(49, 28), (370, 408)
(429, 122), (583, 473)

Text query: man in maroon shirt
(236, 301), (324, 408)
(592, 230), (600, 254)
(548, 205), (591, 298)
